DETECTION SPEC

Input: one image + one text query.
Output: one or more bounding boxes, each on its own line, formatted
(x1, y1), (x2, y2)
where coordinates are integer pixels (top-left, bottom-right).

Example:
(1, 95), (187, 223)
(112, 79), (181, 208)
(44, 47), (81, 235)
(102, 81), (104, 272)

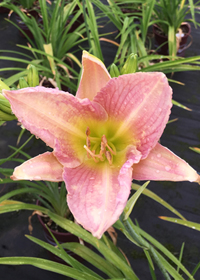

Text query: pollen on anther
(105, 151), (112, 165)
(86, 127), (90, 136)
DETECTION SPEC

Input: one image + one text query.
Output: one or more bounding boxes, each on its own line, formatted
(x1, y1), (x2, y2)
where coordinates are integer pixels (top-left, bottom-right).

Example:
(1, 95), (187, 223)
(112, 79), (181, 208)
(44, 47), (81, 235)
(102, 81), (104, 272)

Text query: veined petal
(76, 51), (111, 100)
(132, 143), (200, 183)
(94, 72), (172, 159)
(11, 152), (63, 181)
(3, 87), (108, 168)
(63, 159), (135, 238)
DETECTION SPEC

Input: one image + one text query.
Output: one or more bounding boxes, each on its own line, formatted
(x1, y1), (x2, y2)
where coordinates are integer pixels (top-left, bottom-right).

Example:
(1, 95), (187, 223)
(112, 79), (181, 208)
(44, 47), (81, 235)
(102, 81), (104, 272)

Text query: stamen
(84, 145), (99, 163)
(105, 151), (112, 165)
(102, 135), (116, 155)
(86, 136), (91, 150)
(86, 127), (91, 158)
(106, 143), (116, 155)
(99, 138), (106, 161)
(84, 130), (116, 164)
(101, 135), (107, 145)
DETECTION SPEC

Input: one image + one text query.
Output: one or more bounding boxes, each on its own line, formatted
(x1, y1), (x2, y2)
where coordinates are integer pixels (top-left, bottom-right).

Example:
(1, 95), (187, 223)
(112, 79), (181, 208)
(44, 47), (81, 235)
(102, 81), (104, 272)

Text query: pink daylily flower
(3, 51), (200, 238)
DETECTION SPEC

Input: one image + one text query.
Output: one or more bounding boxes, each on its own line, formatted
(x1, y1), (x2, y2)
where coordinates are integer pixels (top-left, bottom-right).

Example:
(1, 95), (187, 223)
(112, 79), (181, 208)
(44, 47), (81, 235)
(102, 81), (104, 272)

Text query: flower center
(84, 127), (116, 165)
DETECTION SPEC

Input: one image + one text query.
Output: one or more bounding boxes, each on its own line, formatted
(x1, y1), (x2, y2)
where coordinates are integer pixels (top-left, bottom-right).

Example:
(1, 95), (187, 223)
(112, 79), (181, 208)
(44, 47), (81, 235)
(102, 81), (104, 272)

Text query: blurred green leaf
(159, 217), (200, 231)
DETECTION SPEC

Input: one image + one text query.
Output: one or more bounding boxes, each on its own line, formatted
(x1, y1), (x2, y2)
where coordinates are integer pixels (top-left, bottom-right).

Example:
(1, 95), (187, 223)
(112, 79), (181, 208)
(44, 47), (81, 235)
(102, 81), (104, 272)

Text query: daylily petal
(3, 87), (108, 168)
(11, 152), (63, 181)
(76, 51), (111, 100)
(64, 146), (141, 239)
(132, 143), (200, 183)
(94, 72), (172, 159)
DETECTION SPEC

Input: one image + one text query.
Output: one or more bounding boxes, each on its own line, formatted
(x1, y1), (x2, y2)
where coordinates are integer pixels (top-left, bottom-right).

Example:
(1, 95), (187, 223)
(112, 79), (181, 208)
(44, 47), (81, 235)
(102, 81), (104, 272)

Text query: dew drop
(157, 153), (161, 158)
(156, 170), (160, 173)
(165, 165), (171, 171)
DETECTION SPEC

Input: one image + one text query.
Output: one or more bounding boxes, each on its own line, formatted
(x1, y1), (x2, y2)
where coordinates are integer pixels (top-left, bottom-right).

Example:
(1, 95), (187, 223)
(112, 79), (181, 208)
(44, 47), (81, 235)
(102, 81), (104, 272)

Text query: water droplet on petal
(156, 170), (160, 173)
(165, 165), (171, 171)
(157, 153), (161, 158)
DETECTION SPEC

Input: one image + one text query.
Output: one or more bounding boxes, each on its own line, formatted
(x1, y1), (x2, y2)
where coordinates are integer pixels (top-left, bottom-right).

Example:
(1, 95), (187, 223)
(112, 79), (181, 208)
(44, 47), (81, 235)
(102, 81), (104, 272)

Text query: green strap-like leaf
(0, 201), (138, 280)
(0, 257), (101, 280)
(159, 216), (200, 231)
(25, 235), (103, 279)
(136, 225), (194, 280)
(124, 181), (150, 220)
(63, 242), (124, 278)
(131, 183), (186, 220)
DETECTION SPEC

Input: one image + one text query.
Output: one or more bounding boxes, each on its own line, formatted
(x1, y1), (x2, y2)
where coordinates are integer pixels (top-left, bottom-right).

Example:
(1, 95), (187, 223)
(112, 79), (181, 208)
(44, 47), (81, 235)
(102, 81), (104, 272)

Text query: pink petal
(63, 148), (141, 238)
(132, 143), (200, 182)
(11, 152), (63, 181)
(94, 72), (172, 159)
(3, 87), (108, 168)
(76, 51), (111, 100)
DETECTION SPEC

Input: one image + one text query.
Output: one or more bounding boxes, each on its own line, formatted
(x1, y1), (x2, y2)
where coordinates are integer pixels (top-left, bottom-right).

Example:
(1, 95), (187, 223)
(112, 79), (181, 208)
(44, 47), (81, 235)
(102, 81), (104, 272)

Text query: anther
(86, 127), (90, 136)
(102, 135), (116, 155)
(105, 151), (112, 165)
(101, 135), (107, 145)
(99, 139), (106, 160)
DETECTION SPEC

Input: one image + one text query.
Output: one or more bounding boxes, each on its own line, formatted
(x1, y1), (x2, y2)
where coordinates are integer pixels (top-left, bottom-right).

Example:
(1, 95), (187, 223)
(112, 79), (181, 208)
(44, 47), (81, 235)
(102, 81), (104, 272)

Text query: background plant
(0, 181), (199, 279)
(153, 0), (200, 56)
(0, 0), (87, 92)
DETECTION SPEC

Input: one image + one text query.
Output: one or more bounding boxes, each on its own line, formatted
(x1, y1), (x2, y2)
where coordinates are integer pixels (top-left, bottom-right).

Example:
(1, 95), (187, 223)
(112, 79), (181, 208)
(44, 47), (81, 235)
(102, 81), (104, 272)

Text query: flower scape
(3, 51), (200, 238)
